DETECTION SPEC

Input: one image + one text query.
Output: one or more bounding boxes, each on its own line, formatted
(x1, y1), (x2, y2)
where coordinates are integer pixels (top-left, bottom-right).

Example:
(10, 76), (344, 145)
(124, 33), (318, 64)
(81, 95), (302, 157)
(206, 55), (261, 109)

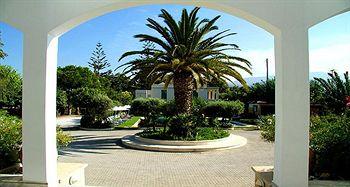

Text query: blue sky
(0, 4), (349, 77)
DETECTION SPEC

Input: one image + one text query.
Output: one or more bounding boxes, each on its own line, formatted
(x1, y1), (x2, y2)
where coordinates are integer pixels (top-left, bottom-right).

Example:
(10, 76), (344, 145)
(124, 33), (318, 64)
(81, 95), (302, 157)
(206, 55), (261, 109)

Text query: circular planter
(135, 135), (233, 146)
(122, 134), (247, 152)
(79, 127), (114, 131)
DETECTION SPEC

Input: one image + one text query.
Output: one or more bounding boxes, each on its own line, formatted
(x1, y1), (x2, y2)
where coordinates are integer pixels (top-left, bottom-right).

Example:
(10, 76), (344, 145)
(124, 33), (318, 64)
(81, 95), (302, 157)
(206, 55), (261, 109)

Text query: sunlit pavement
(58, 129), (273, 187)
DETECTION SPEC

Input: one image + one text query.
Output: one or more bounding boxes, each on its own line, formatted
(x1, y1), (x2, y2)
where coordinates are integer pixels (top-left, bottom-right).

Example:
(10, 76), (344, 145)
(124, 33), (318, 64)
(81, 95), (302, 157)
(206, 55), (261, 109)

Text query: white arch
(48, 1), (280, 37)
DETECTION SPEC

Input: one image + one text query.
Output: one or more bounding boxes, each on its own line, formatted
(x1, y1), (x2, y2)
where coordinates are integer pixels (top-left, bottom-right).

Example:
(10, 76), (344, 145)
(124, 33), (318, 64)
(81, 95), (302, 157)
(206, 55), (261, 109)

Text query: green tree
(88, 42), (111, 76)
(130, 41), (158, 90)
(310, 80), (324, 104)
(219, 85), (248, 103)
(314, 70), (350, 113)
(118, 7), (251, 114)
(0, 31), (7, 60)
(115, 91), (133, 105)
(57, 65), (100, 92)
(0, 65), (22, 108)
(247, 78), (275, 103)
(109, 73), (133, 93)
(57, 65), (101, 114)
(56, 89), (68, 115)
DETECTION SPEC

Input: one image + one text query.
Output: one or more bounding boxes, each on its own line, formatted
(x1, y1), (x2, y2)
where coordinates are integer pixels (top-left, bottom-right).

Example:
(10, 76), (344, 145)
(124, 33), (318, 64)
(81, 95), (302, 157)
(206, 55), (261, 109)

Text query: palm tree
(314, 70), (350, 114)
(118, 7), (252, 114)
(0, 31), (8, 60)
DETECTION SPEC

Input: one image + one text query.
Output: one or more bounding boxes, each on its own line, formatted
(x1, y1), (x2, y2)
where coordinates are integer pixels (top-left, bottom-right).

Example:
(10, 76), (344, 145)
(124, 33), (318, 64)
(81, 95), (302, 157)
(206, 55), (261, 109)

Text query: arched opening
(5, 1), (349, 186)
(0, 21), (23, 173)
(52, 4), (276, 186)
(308, 11), (350, 182)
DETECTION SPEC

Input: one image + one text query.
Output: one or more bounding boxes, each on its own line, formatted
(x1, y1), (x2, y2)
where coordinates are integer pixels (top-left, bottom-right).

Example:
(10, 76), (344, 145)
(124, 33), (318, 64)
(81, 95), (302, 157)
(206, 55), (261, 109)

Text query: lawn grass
(117, 116), (141, 128)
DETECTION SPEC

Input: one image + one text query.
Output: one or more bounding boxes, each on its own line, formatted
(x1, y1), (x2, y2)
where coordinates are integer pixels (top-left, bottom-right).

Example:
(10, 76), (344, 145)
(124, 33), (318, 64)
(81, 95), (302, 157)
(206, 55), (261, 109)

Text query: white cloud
(235, 49), (275, 78)
(309, 43), (350, 73)
(231, 42), (350, 78)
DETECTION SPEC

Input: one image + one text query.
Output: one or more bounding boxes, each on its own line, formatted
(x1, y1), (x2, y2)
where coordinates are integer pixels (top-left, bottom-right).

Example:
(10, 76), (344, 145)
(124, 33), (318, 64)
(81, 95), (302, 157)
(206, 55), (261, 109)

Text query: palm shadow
(59, 135), (126, 156)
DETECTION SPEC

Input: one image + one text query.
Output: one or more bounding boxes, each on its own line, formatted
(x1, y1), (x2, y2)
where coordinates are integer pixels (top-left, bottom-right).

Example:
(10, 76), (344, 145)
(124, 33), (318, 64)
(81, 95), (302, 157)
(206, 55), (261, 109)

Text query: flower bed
(136, 127), (230, 141)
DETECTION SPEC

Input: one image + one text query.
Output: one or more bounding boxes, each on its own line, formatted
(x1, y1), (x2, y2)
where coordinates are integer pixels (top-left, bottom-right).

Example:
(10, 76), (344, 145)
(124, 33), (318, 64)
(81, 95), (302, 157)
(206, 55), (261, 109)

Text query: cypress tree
(88, 42), (111, 76)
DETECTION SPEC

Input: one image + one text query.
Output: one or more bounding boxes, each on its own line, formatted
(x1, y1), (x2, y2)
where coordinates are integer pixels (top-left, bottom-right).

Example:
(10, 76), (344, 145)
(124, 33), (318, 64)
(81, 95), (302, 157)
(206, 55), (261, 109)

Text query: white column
(273, 26), (310, 187)
(22, 30), (58, 185)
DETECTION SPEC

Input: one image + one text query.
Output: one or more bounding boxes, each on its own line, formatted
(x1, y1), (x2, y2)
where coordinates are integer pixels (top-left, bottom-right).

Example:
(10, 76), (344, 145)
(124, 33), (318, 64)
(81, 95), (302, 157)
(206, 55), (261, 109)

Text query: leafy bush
(195, 127), (230, 140)
(160, 100), (177, 117)
(56, 127), (73, 148)
(130, 98), (165, 130)
(167, 114), (197, 138)
(72, 88), (113, 128)
(71, 87), (101, 110)
(130, 98), (165, 116)
(0, 65), (22, 108)
(56, 89), (68, 115)
(247, 78), (275, 103)
(0, 111), (72, 170)
(137, 127), (229, 141)
(258, 115), (275, 142)
(310, 80), (325, 105)
(115, 91), (133, 105)
(192, 97), (207, 115)
(259, 114), (350, 179)
(219, 85), (248, 102)
(309, 114), (350, 179)
(201, 100), (244, 118)
(0, 110), (22, 169)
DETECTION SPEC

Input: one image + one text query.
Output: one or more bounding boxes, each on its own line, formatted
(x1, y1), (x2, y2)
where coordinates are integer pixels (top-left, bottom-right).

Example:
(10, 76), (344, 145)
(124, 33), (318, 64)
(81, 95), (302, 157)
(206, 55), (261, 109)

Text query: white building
(135, 84), (219, 100)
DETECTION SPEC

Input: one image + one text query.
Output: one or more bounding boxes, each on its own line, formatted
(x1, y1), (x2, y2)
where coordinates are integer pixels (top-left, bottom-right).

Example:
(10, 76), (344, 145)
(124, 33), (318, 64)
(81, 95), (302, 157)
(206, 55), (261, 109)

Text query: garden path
(58, 129), (273, 186)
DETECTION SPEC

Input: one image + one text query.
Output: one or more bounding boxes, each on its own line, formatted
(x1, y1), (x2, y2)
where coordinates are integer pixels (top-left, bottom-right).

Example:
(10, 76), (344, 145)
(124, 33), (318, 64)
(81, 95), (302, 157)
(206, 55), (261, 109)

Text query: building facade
(135, 84), (219, 100)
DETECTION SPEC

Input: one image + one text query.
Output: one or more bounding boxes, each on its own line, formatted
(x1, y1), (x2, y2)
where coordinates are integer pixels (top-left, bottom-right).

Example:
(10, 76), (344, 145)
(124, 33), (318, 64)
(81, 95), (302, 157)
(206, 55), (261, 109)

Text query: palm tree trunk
(173, 73), (194, 114)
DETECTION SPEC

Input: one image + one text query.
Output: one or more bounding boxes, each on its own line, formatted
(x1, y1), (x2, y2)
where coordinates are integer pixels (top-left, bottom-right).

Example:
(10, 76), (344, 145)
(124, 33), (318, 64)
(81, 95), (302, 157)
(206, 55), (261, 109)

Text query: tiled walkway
(58, 129), (274, 187)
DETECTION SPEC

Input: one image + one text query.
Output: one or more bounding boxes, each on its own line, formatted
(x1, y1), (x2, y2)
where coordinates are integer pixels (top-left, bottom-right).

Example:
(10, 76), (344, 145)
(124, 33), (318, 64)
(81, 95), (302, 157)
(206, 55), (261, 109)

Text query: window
(161, 90), (167, 100)
(208, 90), (212, 100)
(193, 90), (198, 98)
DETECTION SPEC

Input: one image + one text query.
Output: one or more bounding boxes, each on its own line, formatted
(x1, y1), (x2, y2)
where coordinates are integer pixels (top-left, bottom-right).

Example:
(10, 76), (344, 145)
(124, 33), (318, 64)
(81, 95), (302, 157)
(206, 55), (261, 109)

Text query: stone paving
(58, 129), (274, 187)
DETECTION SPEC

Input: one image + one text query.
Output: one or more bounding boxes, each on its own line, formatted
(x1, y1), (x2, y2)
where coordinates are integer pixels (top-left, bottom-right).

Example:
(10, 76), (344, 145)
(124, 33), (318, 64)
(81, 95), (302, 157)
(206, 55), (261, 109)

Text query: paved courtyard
(58, 129), (274, 187)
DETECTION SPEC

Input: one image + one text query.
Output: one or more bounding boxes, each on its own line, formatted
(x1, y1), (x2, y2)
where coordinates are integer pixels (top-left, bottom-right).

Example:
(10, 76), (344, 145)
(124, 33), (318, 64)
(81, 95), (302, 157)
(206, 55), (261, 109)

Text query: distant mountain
(231, 72), (329, 86)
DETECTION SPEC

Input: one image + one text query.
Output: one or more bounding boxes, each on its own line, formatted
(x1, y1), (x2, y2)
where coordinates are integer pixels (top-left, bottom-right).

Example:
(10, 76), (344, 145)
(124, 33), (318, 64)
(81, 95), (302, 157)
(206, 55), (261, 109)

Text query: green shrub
(71, 87), (102, 110)
(0, 111), (72, 170)
(56, 127), (73, 148)
(0, 110), (22, 169)
(167, 114), (197, 139)
(247, 78), (275, 103)
(160, 100), (177, 117)
(73, 88), (113, 128)
(192, 97), (207, 114)
(309, 114), (350, 179)
(130, 98), (165, 116)
(56, 89), (68, 115)
(0, 65), (22, 108)
(201, 100), (244, 118)
(195, 127), (230, 140)
(258, 115), (275, 142)
(130, 98), (166, 130)
(137, 127), (229, 141)
(259, 113), (350, 179)
(115, 91), (133, 105)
